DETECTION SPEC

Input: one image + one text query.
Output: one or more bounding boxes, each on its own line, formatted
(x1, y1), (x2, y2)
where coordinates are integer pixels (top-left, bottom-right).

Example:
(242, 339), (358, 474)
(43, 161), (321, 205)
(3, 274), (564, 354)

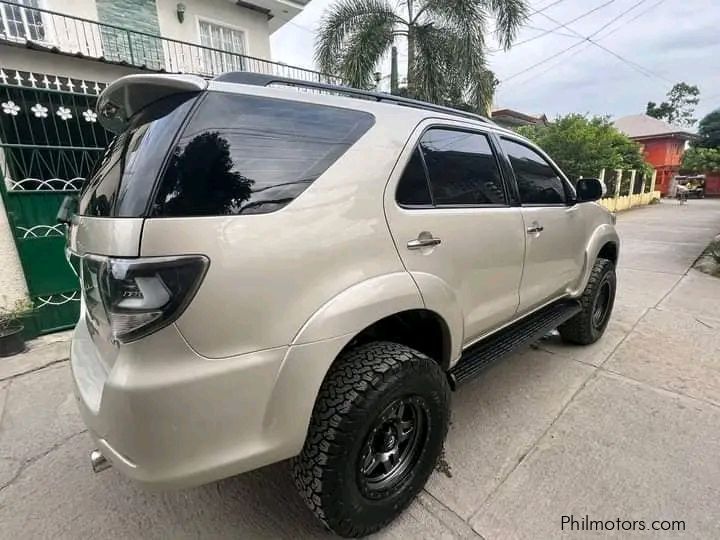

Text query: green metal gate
(0, 68), (110, 337)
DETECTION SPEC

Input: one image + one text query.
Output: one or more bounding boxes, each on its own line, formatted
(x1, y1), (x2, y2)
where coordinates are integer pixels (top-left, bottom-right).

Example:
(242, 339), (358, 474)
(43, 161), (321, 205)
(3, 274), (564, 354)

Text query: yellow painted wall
(599, 191), (661, 212)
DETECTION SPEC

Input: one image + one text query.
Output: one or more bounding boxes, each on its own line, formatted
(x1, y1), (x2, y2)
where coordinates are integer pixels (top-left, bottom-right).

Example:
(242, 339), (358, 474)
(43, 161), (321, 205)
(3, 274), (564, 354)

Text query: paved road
(1, 200), (719, 539)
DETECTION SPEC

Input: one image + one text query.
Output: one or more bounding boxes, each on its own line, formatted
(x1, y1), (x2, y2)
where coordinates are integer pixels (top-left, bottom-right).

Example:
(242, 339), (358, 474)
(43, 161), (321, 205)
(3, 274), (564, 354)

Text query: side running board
(449, 300), (582, 389)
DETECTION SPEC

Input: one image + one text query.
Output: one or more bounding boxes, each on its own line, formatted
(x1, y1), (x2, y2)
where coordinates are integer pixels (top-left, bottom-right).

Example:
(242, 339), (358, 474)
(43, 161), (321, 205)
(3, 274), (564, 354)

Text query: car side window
(153, 93), (374, 217)
(396, 148), (432, 206)
(500, 138), (567, 205)
(419, 128), (506, 206)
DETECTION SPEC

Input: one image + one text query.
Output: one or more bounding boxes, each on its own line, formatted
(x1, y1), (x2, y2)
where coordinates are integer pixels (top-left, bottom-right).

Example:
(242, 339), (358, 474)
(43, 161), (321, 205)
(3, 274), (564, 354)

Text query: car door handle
(407, 236), (442, 249)
(526, 225), (544, 234)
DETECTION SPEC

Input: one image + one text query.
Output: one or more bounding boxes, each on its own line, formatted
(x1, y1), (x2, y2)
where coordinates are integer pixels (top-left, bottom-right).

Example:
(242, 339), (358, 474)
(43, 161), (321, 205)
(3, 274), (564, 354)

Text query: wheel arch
(261, 275), (457, 459)
(337, 308), (453, 370)
(569, 225), (620, 297)
(597, 240), (618, 265)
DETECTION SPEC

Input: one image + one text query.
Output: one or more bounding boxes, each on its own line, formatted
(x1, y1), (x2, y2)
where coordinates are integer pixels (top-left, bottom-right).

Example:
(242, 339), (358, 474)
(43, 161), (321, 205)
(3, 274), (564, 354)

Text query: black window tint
(501, 138), (567, 205)
(79, 93), (197, 217)
(153, 93), (375, 216)
(419, 129), (506, 205)
(396, 148), (431, 206)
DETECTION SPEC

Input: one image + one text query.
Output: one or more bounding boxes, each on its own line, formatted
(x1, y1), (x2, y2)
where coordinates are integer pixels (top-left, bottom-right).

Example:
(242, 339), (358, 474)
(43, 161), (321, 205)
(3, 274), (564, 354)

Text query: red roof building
(614, 114), (699, 195)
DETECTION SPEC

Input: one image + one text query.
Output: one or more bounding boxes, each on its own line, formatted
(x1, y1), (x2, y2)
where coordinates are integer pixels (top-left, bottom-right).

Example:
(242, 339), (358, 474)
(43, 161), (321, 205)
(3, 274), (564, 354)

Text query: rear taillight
(81, 254), (209, 344)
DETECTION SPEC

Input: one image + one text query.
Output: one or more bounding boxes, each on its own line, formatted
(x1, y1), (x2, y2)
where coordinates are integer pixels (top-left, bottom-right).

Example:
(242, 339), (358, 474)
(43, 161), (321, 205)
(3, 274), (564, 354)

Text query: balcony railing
(0, 0), (337, 83)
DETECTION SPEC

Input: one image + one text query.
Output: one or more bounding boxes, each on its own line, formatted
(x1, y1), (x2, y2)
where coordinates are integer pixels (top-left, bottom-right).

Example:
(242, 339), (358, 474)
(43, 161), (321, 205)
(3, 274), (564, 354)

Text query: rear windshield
(78, 92), (198, 217)
(151, 92), (375, 216)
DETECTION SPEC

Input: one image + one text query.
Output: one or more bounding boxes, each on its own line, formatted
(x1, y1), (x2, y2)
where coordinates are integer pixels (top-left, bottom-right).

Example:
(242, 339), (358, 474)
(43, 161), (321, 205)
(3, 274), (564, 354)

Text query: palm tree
(315, 0), (528, 113)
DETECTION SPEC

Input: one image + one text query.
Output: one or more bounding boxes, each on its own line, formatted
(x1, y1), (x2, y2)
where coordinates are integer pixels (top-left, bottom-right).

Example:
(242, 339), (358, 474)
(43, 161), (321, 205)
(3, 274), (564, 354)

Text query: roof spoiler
(97, 74), (207, 133)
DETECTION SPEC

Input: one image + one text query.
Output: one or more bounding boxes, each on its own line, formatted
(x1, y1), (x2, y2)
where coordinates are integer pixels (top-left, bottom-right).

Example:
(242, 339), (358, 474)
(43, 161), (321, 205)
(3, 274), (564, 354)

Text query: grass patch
(694, 235), (720, 278)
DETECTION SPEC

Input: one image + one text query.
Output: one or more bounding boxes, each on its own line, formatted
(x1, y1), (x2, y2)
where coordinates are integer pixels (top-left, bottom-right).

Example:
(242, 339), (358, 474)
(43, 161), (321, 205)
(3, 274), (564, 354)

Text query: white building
(0, 0), (319, 83)
(0, 0), (319, 334)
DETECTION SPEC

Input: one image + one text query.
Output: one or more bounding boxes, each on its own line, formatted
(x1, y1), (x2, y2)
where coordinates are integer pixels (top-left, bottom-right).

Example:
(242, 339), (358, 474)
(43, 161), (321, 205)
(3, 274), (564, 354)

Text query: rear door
(385, 123), (526, 345)
(497, 136), (586, 313)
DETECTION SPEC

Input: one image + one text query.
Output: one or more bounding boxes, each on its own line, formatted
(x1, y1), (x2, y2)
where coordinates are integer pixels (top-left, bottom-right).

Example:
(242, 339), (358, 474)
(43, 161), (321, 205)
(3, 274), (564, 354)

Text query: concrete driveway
(1, 199), (719, 539)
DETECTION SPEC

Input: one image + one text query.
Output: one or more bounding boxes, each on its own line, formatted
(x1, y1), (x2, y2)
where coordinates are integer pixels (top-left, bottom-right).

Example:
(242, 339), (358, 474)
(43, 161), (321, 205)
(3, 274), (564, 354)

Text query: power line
(596, 0), (669, 39)
(535, 0), (674, 83)
(504, 0), (670, 87)
(505, 41), (592, 86)
(570, 0), (650, 36)
(523, 24), (579, 39)
(529, 0), (569, 14)
(502, 0), (616, 50)
(531, 0), (560, 9)
(273, 13), (317, 35)
(500, 0), (671, 85)
(500, 40), (586, 83)
(489, 0), (568, 40)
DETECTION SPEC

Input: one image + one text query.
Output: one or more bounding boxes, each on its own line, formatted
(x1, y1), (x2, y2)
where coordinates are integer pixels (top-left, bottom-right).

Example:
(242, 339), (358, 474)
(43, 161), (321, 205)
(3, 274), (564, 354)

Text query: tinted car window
(152, 93), (375, 216)
(79, 93), (198, 217)
(396, 148), (432, 206)
(501, 138), (567, 205)
(419, 129), (506, 205)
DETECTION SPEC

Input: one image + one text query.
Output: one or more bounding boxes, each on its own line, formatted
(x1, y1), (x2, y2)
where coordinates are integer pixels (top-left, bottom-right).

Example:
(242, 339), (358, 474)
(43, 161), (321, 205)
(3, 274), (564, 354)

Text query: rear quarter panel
(140, 110), (421, 358)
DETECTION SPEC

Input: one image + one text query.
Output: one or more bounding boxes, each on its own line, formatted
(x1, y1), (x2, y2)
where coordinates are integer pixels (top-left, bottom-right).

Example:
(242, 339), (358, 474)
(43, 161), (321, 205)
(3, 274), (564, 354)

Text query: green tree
(681, 146), (720, 173)
(517, 114), (651, 181)
(646, 82), (700, 127)
(696, 109), (720, 149)
(315, 0), (527, 113)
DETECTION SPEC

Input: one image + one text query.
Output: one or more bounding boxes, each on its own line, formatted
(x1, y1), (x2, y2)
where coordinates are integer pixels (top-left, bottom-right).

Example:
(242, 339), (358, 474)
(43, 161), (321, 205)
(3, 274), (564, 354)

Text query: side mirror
(575, 178), (605, 203)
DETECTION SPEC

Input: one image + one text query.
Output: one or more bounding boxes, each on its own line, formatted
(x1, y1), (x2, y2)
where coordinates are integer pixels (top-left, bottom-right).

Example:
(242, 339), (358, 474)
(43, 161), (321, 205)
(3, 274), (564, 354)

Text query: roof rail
(213, 72), (495, 126)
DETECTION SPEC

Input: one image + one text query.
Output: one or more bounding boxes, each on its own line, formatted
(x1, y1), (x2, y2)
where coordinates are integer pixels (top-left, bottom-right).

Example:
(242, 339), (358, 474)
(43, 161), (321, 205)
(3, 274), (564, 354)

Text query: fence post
(614, 169), (622, 212)
(598, 169), (606, 195)
(649, 169), (657, 194)
(629, 169), (637, 207)
(639, 170), (648, 204)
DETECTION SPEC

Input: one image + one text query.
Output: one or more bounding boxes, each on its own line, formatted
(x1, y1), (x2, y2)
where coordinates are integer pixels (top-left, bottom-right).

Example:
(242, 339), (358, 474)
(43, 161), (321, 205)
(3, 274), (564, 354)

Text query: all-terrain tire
(292, 341), (450, 538)
(559, 257), (616, 345)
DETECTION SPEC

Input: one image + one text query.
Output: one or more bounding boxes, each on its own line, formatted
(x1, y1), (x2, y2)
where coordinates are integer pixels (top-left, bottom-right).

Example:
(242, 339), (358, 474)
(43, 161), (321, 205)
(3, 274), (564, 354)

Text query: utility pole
(390, 46), (399, 94)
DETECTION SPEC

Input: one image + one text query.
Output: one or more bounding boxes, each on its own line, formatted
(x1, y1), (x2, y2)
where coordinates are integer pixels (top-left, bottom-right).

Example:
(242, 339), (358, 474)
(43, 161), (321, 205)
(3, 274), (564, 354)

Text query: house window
(198, 20), (245, 75)
(0, 0), (44, 41)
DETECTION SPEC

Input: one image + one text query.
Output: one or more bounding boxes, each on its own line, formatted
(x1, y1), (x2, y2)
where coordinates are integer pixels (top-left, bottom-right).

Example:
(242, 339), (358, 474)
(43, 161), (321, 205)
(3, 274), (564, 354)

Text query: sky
(270, 0), (720, 122)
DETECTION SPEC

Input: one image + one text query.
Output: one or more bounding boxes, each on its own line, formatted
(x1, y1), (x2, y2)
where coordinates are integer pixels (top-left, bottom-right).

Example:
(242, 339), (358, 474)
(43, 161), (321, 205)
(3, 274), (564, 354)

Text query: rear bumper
(71, 317), (340, 489)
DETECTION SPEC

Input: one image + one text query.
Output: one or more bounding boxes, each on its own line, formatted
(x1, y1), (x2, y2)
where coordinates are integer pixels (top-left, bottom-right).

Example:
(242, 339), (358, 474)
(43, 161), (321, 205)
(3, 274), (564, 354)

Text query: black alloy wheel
(358, 396), (428, 498)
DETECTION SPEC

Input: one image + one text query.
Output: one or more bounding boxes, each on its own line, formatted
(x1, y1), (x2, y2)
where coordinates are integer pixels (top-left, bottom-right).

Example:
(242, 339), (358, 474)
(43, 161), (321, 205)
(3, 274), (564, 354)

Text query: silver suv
(67, 73), (618, 537)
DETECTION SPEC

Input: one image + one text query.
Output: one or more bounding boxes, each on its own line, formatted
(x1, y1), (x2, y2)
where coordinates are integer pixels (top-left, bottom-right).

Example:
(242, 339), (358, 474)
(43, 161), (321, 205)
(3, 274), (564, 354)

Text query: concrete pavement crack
(420, 489), (485, 539)
(0, 357), (69, 383)
(0, 429), (88, 493)
(597, 366), (720, 410)
(596, 307), (651, 368)
(470, 306), (653, 526)
(620, 267), (684, 276)
(467, 368), (601, 526)
(694, 317), (714, 329)
(653, 245), (707, 309)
